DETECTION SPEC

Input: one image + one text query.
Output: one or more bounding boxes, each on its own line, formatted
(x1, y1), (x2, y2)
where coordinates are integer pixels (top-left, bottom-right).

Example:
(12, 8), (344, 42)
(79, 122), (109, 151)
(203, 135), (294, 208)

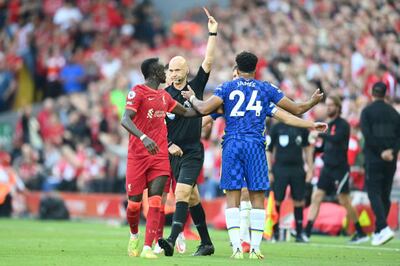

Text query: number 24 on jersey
(229, 90), (262, 117)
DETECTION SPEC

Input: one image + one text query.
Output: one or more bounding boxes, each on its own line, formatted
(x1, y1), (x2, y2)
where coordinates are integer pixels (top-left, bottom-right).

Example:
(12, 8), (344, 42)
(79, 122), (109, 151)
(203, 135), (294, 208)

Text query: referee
(158, 9), (217, 257)
(267, 121), (313, 242)
(361, 82), (399, 246)
(305, 95), (368, 243)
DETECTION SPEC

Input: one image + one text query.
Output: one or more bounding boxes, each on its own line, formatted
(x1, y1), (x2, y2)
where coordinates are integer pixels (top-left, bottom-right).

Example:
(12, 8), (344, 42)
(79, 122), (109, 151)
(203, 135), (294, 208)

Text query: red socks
(126, 201), (141, 235)
(144, 195), (162, 247)
(156, 204), (166, 241)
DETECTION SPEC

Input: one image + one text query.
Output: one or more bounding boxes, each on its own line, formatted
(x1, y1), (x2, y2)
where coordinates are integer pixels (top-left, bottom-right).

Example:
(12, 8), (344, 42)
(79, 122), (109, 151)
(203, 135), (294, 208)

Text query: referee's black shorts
(169, 144), (204, 186)
(272, 165), (305, 202)
(317, 164), (350, 195)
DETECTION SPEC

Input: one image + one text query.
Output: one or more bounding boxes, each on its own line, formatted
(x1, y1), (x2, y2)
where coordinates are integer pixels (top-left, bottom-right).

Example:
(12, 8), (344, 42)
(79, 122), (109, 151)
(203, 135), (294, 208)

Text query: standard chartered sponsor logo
(147, 108), (154, 118)
(147, 108), (166, 118)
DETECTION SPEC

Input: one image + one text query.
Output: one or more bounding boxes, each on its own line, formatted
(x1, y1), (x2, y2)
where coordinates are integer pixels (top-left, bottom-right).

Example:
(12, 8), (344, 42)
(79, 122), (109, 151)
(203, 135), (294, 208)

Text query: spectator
(53, 0), (83, 30)
(60, 54), (86, 94)
(0, 53), (17, 112)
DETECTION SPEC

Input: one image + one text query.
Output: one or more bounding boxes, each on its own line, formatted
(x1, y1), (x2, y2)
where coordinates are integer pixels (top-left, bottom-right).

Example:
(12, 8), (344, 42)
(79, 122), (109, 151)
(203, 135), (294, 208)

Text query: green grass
(0, 219), (399, 266)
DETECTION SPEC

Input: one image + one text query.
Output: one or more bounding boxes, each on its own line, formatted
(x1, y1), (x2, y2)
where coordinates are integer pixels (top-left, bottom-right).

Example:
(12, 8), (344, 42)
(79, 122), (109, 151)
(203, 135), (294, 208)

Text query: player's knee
(188, 190), (200, 207)
(148, 195), (162, 208)
(189, 196), (200, 207)
(127, 200), (141, 212)
(312, 190), (324, 204)
(175, 185), (192, 202)
(250, 193), (265, 209)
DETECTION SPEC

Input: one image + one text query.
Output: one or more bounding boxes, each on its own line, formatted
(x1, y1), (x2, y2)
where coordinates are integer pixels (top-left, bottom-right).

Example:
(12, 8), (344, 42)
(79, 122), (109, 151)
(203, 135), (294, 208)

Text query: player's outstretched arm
(273, 107), (328, 132)
(201, 7), (218, 73)
(277, 89), (324, 115)
(120, 109), (159, 155)
(170, 102), (202, 117)
(181, 85), (223, 114)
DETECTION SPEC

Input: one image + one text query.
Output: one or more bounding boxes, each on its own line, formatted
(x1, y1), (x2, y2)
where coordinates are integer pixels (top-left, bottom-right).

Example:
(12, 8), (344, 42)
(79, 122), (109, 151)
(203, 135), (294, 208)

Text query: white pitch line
(307, 243), (400, 252)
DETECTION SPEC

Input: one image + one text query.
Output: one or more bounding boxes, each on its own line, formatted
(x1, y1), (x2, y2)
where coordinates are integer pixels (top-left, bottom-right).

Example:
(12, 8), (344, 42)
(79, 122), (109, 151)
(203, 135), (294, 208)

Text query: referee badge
(279, 135), (289, 147)
(295, 135), (302, 146)
(183, 100), (192, 109)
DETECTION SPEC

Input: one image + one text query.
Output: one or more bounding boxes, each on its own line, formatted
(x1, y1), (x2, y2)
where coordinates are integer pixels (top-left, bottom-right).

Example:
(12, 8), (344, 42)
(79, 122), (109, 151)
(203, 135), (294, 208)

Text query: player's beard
(327, 109), (338, 118)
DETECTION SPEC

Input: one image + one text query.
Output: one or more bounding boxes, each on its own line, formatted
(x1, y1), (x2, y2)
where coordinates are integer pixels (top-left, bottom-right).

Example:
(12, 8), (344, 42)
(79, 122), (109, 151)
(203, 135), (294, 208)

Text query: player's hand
(203, 7), (218, 33)
(181, 85), (195, 100)
(310, 88), (324, 105)
(381, 149), (394, 161)
(142, 137), (159, 155)
(313, 122), (328, 132)
(308, 130), (318, 144)
(168, 143), (183, 157)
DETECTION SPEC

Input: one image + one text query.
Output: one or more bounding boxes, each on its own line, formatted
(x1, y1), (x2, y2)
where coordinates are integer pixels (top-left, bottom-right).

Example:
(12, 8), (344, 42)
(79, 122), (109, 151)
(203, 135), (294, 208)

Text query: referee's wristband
(140, 134), (147, 141)
(189, 95), (196, 103)
(209, 32), (217, 36)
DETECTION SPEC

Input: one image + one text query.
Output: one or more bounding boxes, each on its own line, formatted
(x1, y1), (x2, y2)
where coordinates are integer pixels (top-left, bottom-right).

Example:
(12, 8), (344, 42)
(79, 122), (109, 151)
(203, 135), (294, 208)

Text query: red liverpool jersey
(125, 84), (177, 159)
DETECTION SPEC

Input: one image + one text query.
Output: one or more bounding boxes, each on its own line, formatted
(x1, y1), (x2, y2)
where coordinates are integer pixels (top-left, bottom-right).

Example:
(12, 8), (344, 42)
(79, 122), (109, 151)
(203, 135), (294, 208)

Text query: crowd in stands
(0, 0), (399, 198)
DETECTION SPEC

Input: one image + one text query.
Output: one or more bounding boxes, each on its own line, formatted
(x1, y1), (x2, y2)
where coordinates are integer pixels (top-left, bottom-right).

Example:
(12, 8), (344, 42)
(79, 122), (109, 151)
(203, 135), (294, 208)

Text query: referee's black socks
(294, 206), (303, 236)
(354, 221), (365, 235)
(168, 201), (188, 244)
(305, 220), (314, 238)
(190, 203), (212, 245)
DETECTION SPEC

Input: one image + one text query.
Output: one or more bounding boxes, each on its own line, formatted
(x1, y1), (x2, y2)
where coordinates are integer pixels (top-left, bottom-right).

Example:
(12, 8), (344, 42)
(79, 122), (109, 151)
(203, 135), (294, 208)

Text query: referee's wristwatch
(140, 134), (147, 141)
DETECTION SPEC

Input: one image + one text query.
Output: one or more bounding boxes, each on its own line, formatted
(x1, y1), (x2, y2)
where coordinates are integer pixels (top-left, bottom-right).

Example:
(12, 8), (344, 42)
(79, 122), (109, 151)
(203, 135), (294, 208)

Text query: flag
(263, 191), (278, 239)
(358, 210), (371, 227)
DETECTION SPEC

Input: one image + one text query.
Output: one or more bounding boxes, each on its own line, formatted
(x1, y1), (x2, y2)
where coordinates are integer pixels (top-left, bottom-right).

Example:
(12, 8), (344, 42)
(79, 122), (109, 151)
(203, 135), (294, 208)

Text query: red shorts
(126, 157), (171, 196)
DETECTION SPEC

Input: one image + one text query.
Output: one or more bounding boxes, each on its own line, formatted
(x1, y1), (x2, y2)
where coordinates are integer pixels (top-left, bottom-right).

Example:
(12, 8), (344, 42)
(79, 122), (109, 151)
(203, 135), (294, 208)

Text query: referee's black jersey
(267, 122), (310, 166)
(165, 66), (210, 150)
(318, 116), (350, 167)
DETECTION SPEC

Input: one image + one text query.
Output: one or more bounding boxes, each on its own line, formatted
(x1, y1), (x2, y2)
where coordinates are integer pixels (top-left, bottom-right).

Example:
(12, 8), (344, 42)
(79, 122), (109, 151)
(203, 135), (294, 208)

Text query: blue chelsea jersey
(213, 78), (283, 141)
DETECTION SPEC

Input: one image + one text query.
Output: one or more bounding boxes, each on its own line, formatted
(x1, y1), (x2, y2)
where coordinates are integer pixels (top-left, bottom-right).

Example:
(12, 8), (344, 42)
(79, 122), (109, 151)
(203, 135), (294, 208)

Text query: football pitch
(0, 219), (399, 266)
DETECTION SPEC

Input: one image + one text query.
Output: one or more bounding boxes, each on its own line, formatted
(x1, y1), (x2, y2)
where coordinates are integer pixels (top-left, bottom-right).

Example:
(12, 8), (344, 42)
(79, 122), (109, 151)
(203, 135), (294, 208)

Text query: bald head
(168, 56), (189, 86)
(169, 56), (188, 69)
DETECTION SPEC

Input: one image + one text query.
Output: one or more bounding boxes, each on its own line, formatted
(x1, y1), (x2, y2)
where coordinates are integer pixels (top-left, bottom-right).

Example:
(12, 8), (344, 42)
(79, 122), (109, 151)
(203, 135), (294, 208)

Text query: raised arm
(277, 89), (324, 115)
(201, 8), (218, 73)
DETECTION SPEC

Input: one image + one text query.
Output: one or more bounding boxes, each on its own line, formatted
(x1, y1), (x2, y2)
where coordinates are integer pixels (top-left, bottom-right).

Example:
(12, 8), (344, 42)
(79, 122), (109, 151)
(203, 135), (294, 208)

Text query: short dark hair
(235, 51), (258, 73)
(141, 58), (159, 79)
(372, 81), (387, 98)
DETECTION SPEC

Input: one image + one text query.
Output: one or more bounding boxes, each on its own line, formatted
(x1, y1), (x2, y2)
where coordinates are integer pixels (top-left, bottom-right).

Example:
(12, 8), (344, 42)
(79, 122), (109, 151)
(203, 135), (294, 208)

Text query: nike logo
(148, 97), (155, 100)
